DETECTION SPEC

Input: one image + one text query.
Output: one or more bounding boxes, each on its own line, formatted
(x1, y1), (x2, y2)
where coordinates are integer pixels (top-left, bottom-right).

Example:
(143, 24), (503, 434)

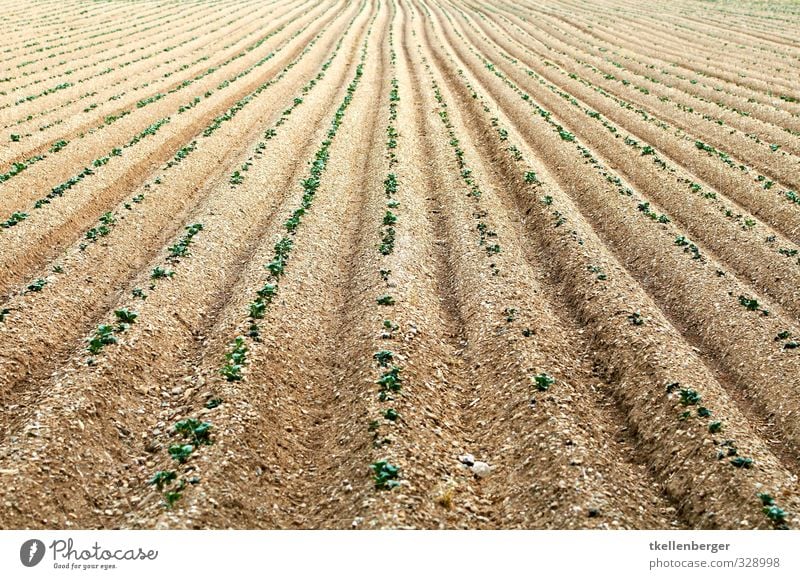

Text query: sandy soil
(0, 0), (799, 530)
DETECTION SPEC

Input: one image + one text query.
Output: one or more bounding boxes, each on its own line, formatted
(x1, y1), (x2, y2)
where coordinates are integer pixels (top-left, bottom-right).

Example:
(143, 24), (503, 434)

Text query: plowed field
(2, 0), (800, 530)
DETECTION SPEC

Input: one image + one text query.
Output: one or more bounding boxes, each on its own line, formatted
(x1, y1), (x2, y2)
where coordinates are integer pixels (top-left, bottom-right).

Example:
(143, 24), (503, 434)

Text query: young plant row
(227, 8), (364, 188)
(484, 6), (800, 159)
(0, 0), (318, 190)
(540, 50), (800, 214)
(1, 0), (256, 108)
(462, 16), (800, 287)
(554, 41), (795, 160)
(1, 0), (226, 89)
(451, 12), (800, 342)
(7, 6), (268, 136)
(0, 4), (339, 231)
(417, 27), (566, 413)
(503, 5), (800, 134)
(368, 29), (402, 492)
(165, 24), (374, 507)
(424, 55), (504, 274)
(83, 222), (204, 363)
(219, 43), (367, 382)
(3, 0), (269, 93)
(5, 29), (220, 134)
(460, 7), (799, 244)
(432, 14), (791, 529)
(147, 416), (215, 508)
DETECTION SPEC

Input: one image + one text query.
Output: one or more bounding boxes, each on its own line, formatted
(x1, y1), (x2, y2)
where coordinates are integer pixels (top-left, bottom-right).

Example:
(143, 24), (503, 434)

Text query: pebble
(471, 461), (492, 478)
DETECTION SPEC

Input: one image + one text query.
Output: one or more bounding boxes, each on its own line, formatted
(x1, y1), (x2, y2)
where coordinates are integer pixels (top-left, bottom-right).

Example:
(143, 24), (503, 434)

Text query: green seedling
(763, 505), (788, 525)
(151, 266), (174, 280)
(370, 460), (400, 490)
(758, 492), (775, 506)
(220, 337), (247, 381)
(26, 279), (47, 293)
(168, 243), (190, 259)
(220, 363), (243, 381)
(265, 258), (285, 278)
(163, 479), (185, 508)
(148, 470), (177, 490)
(88, 324), (117, 354)
(205, 397), (222, 409)
(168, 444), (194, 464)
(382, 319), (399, 337)
(738, 295), (768, 315)
(164, 490), (182, 508)
(373, 350), (394, 367)
(249, 300), (267, 319)
(758, 493), (788, 527)
(257, 283), (278, 301)
(588, 265), (606, 280)
(558, 128), (575, 142)
(377, 366), (403, 393)
(532, 373), (555, 392)
(717, 440), (739, 459)
(174, 418), (212, 445)
(1, 211), (28, 228)
(384, 174), (398, 196)
(379, 227), (396, 255)
(85, 226), (111, 241)
(679, 388), (701, 406)
(383, 211), (398, 226)
(114, 309), (138, 324)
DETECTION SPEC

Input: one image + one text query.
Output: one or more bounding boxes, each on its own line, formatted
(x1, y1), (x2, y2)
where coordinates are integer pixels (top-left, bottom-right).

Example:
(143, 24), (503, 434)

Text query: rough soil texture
(1, 0), (800, 530)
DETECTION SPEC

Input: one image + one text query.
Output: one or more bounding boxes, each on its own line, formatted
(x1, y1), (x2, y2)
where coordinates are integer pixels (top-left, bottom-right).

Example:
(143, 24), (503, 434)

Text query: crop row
(0, 0), (310, 186)
(0, 0), (333, 230)
(423, 0), (794, 528)
(145, 7), (374, 509)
